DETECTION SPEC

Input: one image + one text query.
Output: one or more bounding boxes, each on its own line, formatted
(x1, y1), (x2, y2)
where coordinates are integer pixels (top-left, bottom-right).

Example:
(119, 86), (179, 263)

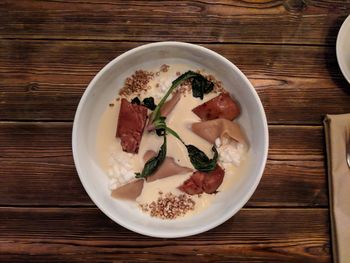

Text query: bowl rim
(336, 15), (350, 84)
(72, 41), (269, 238)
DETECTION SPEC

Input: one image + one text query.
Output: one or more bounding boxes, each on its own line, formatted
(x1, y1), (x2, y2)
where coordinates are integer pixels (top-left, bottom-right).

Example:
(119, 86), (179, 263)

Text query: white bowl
(337, 15), (350, 84)
(72, 42), (268, 238)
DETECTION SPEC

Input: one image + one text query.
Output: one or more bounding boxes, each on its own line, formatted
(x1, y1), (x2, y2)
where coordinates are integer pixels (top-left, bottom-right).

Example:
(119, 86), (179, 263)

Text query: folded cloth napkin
(324, 114), (350, 263)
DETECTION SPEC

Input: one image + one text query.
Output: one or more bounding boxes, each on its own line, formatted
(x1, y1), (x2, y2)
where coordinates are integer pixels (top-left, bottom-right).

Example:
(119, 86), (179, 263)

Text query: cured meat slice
(111, 179), (144, 200)
(147, 92), (181, 131)
(192, 93), (240, 121)
(178, 165), (225, 195)
(116, 98), (148, 153)
(191, 118), (247, 146)
(160, 91), (181, 118)
(143, 151), (192, 182)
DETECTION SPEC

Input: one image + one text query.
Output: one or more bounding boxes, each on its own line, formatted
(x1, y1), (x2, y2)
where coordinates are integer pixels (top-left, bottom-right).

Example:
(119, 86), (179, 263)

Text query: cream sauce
(96, 64), (248, 218)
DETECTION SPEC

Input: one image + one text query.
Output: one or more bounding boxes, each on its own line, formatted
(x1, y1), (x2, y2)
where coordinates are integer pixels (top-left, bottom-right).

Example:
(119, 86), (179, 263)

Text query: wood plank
(1, 40), (350, 122)
(0, 0), (349, 45)
(0, 40), (344, 79)
(0, 122), (91, 206)
(0, 122), (327, 207)
(0, 207), (330, 262)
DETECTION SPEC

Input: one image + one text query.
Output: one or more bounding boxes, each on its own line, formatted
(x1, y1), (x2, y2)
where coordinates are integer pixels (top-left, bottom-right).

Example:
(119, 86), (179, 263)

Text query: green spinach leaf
(150, 71), (199, 123)
(135, 135), (167, 179)
(136, 71), (217, 179)
(142, 97), (157, 110)
(191, 75), (214, 100)
(131, 97), (141, 105)
(186, 145), (218, 172)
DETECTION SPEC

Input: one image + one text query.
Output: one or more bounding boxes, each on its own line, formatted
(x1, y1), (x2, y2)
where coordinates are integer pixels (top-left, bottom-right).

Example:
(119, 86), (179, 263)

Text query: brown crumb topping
(139, 192), (195, 220)
(117, 67), (225, 100)
(119, 70), (154, 97)
(206, 74), (225, 93)
(177, 79), (192, 95)
(160, 64), (170, 72)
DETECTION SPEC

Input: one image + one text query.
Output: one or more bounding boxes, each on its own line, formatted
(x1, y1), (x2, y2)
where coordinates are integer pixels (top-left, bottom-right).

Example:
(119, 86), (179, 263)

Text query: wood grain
(1, 40), (350, 122)
(0, 207), (330, 262)
(0, 1), (341, 261)
(0, 122), (327, 207)
(1, 0), (349, 45)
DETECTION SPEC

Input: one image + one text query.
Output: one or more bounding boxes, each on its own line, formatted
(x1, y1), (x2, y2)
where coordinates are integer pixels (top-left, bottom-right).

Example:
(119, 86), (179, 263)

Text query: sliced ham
(160, 91), (181, 118)
(191, 118), (247, 146)
(116, 98), (148, 153)
(143, 150), (192, 182)
(178, 165), (225, 195)
(192, 93), (240, 121)
(111, 179), (144, 200)
(147, 92), (181, 131)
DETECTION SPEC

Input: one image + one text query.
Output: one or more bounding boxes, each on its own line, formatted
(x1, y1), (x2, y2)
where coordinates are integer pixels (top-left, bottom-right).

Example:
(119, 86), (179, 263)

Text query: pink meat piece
(192, 93), (240, 121)
(160, 91), (181, 118)
(191, 118), (247, 146)
(111, 180), (144, 201)
(143, 151), (192, 182)
(146, 92), (181, 131)
(116, 98), (148, 153)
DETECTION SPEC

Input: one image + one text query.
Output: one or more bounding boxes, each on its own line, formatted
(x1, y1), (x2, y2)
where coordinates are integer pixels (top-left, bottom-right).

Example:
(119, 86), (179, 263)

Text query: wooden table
(1, 1), (350, 262)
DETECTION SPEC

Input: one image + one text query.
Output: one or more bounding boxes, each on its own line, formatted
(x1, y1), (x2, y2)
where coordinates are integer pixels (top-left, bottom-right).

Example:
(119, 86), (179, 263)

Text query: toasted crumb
(205, 74), (224, 93)
(160, 64), (170, 72)
(119, 70), (154, 97)
(139, 192), (195, 220)
(109, 103), (114, 107)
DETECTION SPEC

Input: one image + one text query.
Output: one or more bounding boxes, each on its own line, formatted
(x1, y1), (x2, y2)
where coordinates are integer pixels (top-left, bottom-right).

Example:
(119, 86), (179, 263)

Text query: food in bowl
(96, 63), (248, 219)
(73, 42), (268, 237)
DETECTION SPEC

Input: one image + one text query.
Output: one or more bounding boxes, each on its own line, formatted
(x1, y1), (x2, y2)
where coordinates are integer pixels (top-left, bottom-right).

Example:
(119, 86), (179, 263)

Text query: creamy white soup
(96, 64), (248, 219)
